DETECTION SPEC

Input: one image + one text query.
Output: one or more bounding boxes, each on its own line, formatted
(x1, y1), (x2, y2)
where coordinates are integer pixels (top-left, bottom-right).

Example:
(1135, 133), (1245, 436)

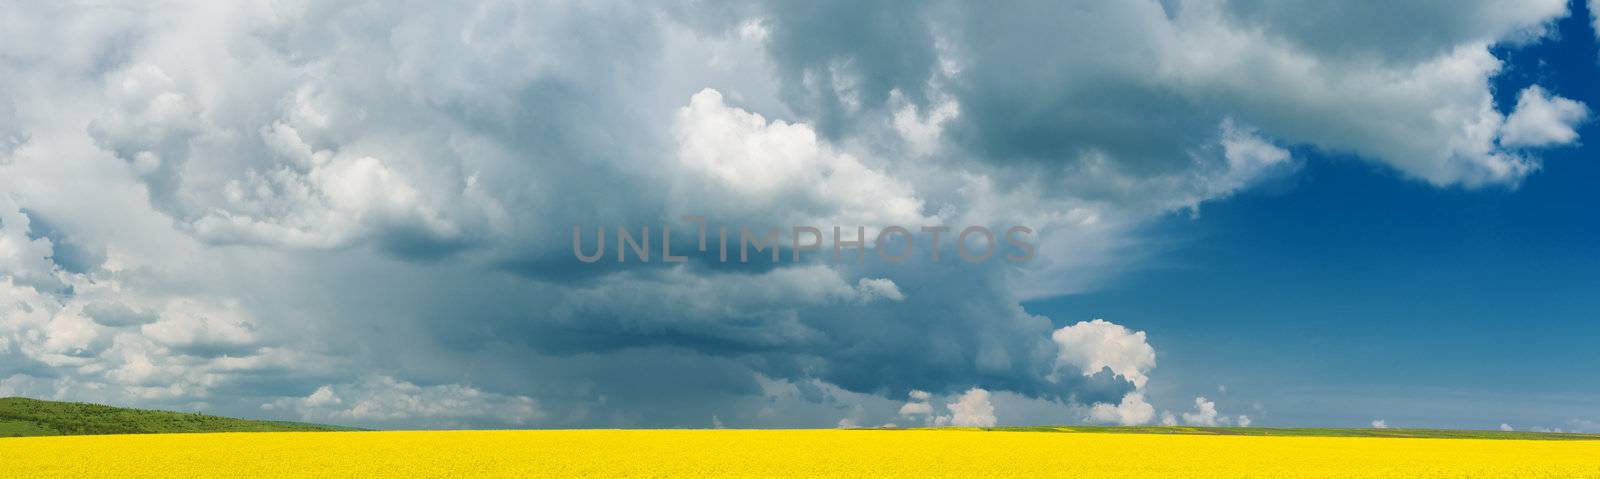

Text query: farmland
(4, 428), (1600, 477)
(4, 398), (1598, 477)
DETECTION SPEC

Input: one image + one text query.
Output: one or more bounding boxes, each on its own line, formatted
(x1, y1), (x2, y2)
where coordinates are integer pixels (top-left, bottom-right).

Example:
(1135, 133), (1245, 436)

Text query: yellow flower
(3, 429), (1598, 478)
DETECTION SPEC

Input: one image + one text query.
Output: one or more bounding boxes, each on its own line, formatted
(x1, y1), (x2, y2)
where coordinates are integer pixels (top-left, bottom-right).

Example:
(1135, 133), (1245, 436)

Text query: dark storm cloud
(762, 0), (941, 136)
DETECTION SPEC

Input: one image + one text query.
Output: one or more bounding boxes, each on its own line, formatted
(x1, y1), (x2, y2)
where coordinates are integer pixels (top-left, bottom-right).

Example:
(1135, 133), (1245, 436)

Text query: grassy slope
(989, 425), (1600, 440)
(0, 397), (356, 437)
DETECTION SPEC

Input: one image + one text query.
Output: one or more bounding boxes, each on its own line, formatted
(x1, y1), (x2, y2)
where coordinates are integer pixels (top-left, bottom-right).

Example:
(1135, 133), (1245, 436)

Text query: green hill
(0, 397), (357, 437)
(988, 425), (1600, 440)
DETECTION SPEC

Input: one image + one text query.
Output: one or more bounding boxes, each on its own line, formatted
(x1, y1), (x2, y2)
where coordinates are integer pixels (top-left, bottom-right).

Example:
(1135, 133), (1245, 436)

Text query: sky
(0, 0), (1596, 432)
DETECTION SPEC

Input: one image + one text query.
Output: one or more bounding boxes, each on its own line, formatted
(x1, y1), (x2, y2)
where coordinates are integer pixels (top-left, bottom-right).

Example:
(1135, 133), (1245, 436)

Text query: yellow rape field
(3, 429), (1600, 478)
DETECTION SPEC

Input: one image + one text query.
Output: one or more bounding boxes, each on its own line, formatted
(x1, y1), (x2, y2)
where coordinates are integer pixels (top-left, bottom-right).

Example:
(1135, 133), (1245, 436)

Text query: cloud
(669, 88), (929, 233)
(855, 277), (905, 302)
(1372, 419), (1390, 429)
(1499, 86), (1590, 148)
(0, 200), (64, 292)
(936, 388), (997, 427)
(0, 0), (1586, 428)
(264, 376), (543, 429)
(1592, 0), (1600, 42)
(897, 387), (997, 427)
(1052, 319), (1156, 388)
(1160, 411), (1178, 426)
(82, 302), (159, 328)
(1088, 392), (1156, 426)
(1182, 397), (1224, 426)
(755, 0), (1577, 187)
(138, 300), (260, 358)
(1500, 423), (1514, 431)
(1171, 396), (1251, 427)
(898, 390), (935, 417)
(188, 122), (496, 256)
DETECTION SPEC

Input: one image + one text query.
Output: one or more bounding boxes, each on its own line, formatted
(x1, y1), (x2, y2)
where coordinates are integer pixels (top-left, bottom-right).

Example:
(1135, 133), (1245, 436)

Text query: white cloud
(1237, 415), (1251, 427)
(1160, 411), (1178, 426)
(185, 118), (507, 254)
(1592, 0), (1600, 42)
(1052, 319), (1156, 388)
(1182, 397), (1223, 426)
(1203, 120), (1295, 203)
(898, 390), (935, 417)
(671, 88), (927, 228)
(899, 388), (997, 428)
(1499, 423), (1514, 431)
(1499, 85), (1590, 148)
(1055, 319), (1161, 425)
(936, 388), (997, 427)
(265, 376), (543, 428)
(856, 277), (905, 302)
(138, 300), (259, 356)
(303, 385), (341, 408)
(889, 88), (959, 156)
(1088, 392), (1156, 426)
(1372, 419), (1390, 429)
(0, 200), (63, 291)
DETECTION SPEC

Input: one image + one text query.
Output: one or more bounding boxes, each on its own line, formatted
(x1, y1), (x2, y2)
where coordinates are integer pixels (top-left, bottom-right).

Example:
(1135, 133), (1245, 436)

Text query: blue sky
(1034, 4), (1600, 430)
(0, 1), (1597, 431)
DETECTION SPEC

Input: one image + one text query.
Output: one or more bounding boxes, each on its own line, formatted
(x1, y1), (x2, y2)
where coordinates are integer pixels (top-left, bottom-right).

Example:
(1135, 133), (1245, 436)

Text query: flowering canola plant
(3, 429), (1599, 478)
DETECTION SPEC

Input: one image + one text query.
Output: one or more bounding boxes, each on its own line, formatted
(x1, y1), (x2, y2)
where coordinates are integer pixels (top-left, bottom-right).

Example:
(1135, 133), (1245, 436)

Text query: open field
(4, 429), (1600, 478)
(4, 398), (1598, 477)
(992, 425), (1600, 440)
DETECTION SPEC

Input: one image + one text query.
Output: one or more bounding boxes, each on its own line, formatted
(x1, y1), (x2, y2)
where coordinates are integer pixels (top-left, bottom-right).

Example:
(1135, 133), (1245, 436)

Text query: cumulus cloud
(1372, 419), (1390, 429)
(898, 390), (935, 417)
(670, 88), (926, 228)
(264, 376), (543, 429)
(1054, 319), (1160, 426)
(1182, 397), (1225, 426)
(1499, 86), (1590, 148)
(897, 387), (997, 427)
(1052, 319), (1156, 388)
(1500, 423), (1514, 431)
(1166, 396), (1250, 427)
(855, 277), (905, 302)
(936, 388), (997, 427)
(1088, 392), (1156, 426)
